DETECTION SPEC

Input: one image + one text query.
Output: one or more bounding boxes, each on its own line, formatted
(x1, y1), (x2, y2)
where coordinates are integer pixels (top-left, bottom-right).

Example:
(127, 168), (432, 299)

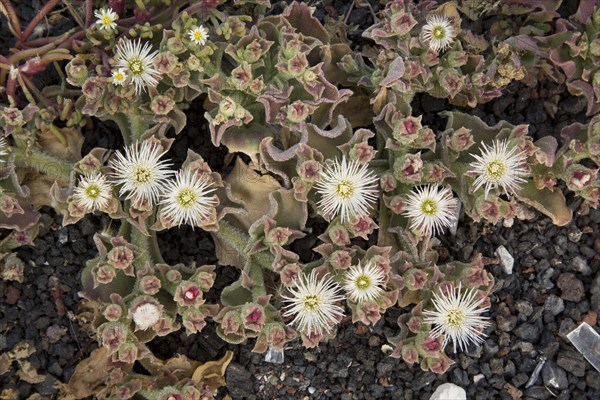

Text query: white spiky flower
(281, 270), (345, 337)
(343, 262), (386, 303)
(111, 67), (127, 86)
(188, 25), (209, 46)
(132, 303), (161, 330)
(468, 139), (528, 199)
(314, 158), (378, 223)
(403, 185), (458, 236)
(0, 136), (8, 159)
(73, 172), (112, 212)
(160, 168), (218, 227)
(109, 141), (173, 206)
(423, 283), (490, 353)
(94, 8), (118, 30)
(114, 39), (160, 95)
(422, 15), (456, 53)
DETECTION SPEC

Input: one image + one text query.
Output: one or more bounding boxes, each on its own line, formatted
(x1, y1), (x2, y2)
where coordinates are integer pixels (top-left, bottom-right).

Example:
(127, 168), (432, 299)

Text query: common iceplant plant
(0, 0), (599, 396)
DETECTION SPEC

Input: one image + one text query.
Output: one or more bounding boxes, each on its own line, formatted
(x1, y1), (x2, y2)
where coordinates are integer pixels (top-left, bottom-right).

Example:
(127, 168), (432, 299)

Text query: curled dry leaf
(191, 350), (234, 390)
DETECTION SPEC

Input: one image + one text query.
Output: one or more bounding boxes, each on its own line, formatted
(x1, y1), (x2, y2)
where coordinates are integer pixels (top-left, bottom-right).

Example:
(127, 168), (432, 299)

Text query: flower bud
(287, 100), (310, 123)
(94, 264), (116, 285)
(174, 282), (204, 307)
(165, 269), (182, 283)
(280, 263), (301, 286)
(349, 142), (377, 164)
(404, 269), (427, 291)
(401, 343), (419, 365)
(329, 250), (352, 270)
(219, 97), (237, 118)
(100, 322), (127, 351)
(139, 275), (161, 295)
(241, 304), (265, 332)
(328, 224), (351, 246)
(103, 304), (123, 321)
(82, 77), (104, 101)
(150, 95), (175, 115)
(107, 246), (135, 270)
(380, 173), (397, 192)
(65, 57), (88, 87)
(221, 310), (242, 336)
(117, 342), (138, 364)
(166, 37), (186, 54)
(393, 152), (423, 183)
(448, 127), (474, 152)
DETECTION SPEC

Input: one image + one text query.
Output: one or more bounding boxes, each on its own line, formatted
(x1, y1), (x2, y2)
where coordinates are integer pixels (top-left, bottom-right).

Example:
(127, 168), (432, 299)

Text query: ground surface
(1, 1), (600, 399)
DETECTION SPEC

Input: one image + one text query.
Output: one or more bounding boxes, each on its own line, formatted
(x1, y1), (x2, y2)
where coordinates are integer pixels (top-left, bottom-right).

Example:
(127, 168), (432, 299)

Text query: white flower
(0, 136), (8, 159)
(95, 8), (118, 30)
(314, 158), (378, 223)
(188, 25), (209, 46)
(109, 141), (173, 206)
(132, 303), (161, 330)
(423, 284), (490, 353)
(73, 172), (112, 212)
(281, 270), (345, 337)
(111, 68), (127, 86)
(468, 139), (528, 199)
(403, 185), (458, 236)
(343, 262), (386, 303)
(114, 39), (160, 95)
(422, 15), (456, 53)
(160, 168), (218, 227)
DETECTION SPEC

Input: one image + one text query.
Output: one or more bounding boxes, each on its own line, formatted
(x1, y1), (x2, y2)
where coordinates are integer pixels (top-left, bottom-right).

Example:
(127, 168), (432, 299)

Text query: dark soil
(1, 1), (600, 400)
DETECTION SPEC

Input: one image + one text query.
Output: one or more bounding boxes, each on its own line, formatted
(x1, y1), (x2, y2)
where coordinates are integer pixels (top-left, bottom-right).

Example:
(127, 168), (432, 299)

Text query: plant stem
(216, 219), (274, 269)
(127, 114), (148, 142)
(11, 147), (72, 179)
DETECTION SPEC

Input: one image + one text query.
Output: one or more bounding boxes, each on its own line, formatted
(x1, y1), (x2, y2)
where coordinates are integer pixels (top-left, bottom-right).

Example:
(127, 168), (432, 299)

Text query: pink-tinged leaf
(534, 136), (558, 166)
(380, 56), (405, 87)
(549, 47), (577, 79)
(516, 181), (572, 226)
(560, 121), (587, 142)
(567, 80), (596, 116)
(572, 0), (598, 24)
(0, 207), (39, 230)
(278, 2), (329, 43)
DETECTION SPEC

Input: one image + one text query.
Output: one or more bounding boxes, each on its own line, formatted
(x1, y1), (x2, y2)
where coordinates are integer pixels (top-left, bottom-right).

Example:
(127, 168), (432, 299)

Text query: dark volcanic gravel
(1, 1), (600, 400)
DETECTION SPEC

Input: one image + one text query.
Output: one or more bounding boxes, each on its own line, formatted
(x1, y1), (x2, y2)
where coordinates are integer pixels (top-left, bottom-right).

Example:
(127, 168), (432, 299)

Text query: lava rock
(544, 295), (565, 316)
(568, 256), (592, 275)
(557, 273), (585, 302)
(514, 323), (541, 342)
(226, 363), (256, 400)
(542, 361), (568, 390)
(556, 351), (586, 377)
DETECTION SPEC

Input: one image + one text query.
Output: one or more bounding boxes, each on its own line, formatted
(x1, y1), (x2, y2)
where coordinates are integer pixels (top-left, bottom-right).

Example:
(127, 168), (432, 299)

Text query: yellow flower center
(176, 189), (197, 208)
(128, 59), (144, 75)
(432, 25), (446, 40)
(114, 72), (124, 81)
(446, 308), (465, 328)
(355, 275), (371, 291)
(303, 294), (321, 311)
(133, 167), (152, 183)
(420, 199), (437, 216)
(102, 16), (113, 26)
(486, 160), (506, 180)
(85, 184), (101, 199)
(194, 31), (204, 40)
(335, 180), (355, 200)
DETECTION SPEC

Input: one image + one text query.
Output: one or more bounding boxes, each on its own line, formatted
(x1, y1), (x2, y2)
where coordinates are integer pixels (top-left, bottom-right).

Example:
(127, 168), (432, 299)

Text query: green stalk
(127, 114), (148, 142)
(129, 222), (165, 268)
(217, 219), (274, 269)
(11, 147), (72, 179)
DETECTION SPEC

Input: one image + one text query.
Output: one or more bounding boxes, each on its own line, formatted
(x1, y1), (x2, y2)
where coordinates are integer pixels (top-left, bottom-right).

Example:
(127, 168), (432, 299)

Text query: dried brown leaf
(191, 350), (233, 390)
